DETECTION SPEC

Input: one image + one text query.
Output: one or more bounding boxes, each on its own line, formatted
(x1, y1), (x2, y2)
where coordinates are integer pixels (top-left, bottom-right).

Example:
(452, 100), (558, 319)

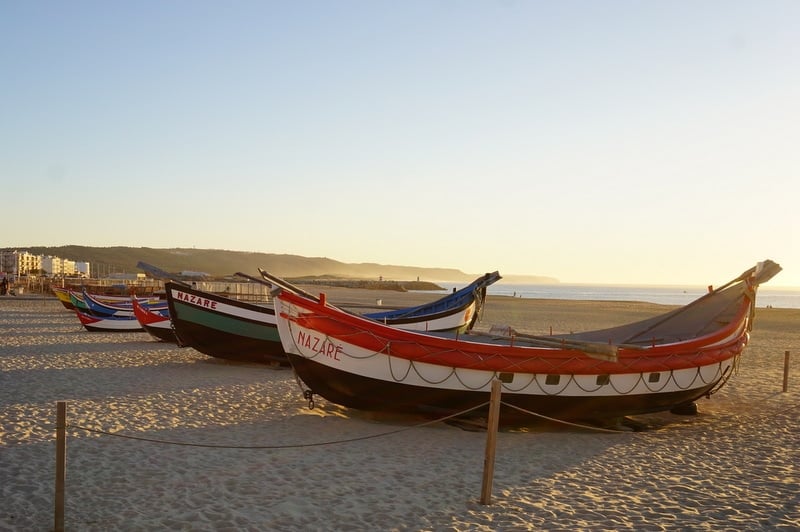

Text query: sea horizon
(430, 282), (800, 309)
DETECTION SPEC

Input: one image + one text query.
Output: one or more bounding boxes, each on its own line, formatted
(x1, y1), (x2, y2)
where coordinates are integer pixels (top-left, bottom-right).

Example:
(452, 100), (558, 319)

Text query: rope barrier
(65, 401), (492, 449)
(52, 371), (796, 526)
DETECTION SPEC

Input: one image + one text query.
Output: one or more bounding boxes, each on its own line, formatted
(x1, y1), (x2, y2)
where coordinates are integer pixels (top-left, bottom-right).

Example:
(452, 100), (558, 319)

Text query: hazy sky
(3, 1), (798, 286)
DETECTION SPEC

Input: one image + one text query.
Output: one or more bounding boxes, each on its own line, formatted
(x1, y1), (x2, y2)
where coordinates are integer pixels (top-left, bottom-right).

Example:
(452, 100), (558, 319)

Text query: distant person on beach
(0, 277), (7, 296)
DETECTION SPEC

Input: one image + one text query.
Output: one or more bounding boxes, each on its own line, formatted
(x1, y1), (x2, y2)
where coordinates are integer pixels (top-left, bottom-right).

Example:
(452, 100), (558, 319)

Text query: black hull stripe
(173, 319), (287, 364)
(287, 355), (717, 424)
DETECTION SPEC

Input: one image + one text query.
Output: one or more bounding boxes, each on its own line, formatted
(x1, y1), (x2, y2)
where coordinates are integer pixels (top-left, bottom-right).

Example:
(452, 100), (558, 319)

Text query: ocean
(431, 282), (800, 309)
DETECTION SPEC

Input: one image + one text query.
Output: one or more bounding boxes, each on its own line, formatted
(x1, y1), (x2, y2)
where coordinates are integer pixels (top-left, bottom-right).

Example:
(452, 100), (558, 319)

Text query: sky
(2, 1), (798, 287)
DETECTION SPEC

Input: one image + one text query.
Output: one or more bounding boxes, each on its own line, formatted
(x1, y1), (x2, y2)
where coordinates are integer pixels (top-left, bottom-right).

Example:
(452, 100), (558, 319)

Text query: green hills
(19, 245), (558, 283)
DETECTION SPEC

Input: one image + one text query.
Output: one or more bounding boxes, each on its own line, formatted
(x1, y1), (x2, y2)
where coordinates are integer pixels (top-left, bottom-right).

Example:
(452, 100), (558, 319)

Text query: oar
(467, 330), (619, 363)
(257, 268), (321, 301)
(234, 270), (320, 301)
(511, 331), (647, 351)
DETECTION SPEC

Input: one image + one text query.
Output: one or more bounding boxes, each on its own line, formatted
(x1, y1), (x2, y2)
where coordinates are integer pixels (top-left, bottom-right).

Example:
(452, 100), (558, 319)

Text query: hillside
(18, 246), (558, 283)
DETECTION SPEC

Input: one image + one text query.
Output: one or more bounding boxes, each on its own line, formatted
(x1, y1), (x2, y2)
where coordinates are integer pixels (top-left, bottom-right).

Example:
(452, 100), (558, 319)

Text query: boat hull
(82, 290), (168, 318)
(167, 284), (286, 364)
(75, 309), (145, 332)
(285, 352), (727, 422)
(52, 287), (76, 309)
(279, 310), (737, 424)
(274, 260), (784, 425)
(132, 299), (176, 343)
(141, 321), (178, 343)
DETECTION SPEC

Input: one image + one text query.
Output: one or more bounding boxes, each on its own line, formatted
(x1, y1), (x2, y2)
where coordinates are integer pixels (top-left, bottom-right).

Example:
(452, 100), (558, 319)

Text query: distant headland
(10, 245), (559, 284)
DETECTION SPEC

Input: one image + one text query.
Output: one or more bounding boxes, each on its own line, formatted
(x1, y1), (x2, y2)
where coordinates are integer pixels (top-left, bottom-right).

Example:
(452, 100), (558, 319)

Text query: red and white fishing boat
(274, 260), (781, 425)
(132, 298), (176, 343)
(74, 307), (145, 332)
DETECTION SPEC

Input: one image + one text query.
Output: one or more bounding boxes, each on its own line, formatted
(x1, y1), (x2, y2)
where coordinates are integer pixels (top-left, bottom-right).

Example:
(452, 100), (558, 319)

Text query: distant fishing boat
(52, 286), (78, 309)
(53, 286), (163, 312)
(80, 289), (167, 318)
(74, 307), (145, 332)
(132, 298), (176, 343)
(274, 260), (781, 426)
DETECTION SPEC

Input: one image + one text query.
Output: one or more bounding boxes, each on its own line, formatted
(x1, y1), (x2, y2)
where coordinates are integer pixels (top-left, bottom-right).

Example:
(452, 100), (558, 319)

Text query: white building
(41, 256), (63, 276)
(0, 250), (42, 278)
(1, 250), (90, 278)
(75, 262), (90, 277)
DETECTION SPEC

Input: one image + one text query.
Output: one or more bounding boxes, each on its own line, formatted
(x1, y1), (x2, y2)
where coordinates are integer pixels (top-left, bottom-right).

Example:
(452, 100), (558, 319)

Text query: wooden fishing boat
(274, 260), (781, 425)
(253, 269), (497, 333)
(52, 286), (77, 309)
(74, 307), (145, 332)
(166, 281), (285, 364)
(80, 289), (168, 318)
(68, 291), (94, 314)
(132, 298), (176, 343)
(166, 271), (501, 365)
(54, 286), (164, 312)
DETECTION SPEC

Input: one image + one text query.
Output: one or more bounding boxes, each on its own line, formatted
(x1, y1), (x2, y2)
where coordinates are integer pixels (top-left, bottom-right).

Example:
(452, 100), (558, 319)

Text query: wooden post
(480, 379), (502, 505)
(783, 351), (790, 393)
(55, 401), (66, 532)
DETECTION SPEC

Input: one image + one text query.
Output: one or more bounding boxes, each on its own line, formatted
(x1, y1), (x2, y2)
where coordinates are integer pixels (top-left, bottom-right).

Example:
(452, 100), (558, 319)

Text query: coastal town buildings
(0, 250), (90, 279)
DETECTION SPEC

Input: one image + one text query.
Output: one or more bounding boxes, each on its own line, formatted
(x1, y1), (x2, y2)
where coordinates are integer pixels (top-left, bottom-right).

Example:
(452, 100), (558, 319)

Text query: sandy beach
(1, 292), (798, 531)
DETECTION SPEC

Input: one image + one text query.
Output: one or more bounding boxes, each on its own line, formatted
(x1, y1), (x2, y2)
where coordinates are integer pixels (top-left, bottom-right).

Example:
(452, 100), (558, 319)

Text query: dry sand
(1, 292), (797, 531)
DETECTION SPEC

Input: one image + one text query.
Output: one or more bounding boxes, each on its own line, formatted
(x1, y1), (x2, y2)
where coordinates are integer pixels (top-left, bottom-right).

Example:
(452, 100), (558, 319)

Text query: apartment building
(0, 250), (89, 279)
